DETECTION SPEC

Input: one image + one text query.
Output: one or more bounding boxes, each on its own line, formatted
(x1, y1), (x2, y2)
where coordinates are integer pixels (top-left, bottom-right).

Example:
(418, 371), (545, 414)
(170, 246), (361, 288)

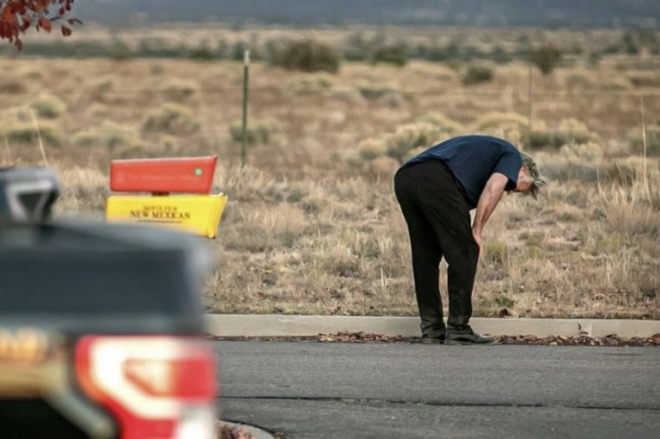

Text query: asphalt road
(214, 341), (660, 439)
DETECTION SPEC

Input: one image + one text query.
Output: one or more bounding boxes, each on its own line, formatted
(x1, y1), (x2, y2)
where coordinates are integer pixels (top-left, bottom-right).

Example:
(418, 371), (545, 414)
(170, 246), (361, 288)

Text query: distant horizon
(70, 0), (659, 29)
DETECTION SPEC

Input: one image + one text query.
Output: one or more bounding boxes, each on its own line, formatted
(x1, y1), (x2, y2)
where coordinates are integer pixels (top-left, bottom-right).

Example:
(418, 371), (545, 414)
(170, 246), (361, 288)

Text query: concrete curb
(205, 314), (660, 338)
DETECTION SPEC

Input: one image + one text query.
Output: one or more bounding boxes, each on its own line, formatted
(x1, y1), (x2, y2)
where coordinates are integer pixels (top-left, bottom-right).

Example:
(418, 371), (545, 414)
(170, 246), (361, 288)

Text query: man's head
(509, 152), (547, 200)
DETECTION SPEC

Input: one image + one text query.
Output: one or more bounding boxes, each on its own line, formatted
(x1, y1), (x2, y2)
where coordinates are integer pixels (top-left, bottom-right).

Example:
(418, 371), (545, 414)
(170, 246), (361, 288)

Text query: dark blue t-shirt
(399, 135), (523, 209)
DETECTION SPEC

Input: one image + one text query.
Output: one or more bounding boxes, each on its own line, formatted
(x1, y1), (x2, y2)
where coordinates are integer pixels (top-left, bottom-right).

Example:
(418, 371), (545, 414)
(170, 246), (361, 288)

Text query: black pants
(394, 160), (479, 334)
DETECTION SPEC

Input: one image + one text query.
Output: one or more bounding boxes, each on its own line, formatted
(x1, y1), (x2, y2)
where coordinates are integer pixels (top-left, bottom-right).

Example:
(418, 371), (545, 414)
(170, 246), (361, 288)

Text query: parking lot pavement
(215, 341), (660, 438)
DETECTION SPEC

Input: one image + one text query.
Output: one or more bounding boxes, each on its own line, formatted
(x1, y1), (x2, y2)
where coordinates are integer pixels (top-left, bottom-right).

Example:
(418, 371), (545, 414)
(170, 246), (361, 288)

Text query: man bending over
(394, 134), (546, 345)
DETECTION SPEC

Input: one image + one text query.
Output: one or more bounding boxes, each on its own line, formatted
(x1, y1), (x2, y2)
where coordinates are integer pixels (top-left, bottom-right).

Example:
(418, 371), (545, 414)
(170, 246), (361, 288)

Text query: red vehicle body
(0, 167), (219, 439)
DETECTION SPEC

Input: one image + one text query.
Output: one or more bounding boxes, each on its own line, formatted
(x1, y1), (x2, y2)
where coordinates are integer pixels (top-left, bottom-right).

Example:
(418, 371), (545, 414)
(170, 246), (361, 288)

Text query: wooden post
(527, 55), (533, 149)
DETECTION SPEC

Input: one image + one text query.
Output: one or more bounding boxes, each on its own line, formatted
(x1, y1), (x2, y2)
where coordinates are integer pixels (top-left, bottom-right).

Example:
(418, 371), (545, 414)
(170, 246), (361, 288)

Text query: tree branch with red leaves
(0, 0), (83, 50)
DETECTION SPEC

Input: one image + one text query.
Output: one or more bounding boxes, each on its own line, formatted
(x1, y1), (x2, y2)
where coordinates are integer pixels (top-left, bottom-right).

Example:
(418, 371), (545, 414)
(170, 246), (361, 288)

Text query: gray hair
(520, 152), (547, 200)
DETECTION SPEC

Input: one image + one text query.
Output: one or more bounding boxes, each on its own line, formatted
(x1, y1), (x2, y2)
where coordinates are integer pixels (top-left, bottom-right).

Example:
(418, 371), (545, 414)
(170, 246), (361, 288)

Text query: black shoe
(445, 326), (495, 345)
(411, 332), (446, 344)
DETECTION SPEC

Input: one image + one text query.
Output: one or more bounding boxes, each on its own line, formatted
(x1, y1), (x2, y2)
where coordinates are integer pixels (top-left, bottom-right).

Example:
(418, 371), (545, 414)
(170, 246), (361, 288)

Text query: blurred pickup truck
(0, 167), (218, 439)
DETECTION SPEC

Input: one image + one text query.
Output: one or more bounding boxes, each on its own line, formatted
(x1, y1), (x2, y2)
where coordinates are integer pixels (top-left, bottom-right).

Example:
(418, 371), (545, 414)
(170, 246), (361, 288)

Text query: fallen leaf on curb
(208, 332), (660, 347)
(496, 333), (660, 347)
(216, 420), (256, 439)
(318, 331), (409, 343)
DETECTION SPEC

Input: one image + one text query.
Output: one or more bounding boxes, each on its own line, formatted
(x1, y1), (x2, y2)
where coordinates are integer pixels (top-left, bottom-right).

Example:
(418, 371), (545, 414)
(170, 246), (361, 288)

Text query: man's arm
(471, 172), (509, 257)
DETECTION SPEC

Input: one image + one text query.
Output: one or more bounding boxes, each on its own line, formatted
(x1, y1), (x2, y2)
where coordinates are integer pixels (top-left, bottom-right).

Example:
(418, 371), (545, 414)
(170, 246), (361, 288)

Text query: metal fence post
(241, 49), (250, 170)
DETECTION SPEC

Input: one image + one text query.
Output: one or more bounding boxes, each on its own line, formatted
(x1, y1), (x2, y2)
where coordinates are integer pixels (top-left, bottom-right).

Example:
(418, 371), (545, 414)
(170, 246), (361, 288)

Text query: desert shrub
(378, 92), (408, 108)
(0, 120), (61, 147)
(272, 39), (340, 74)
(72, 121), (133, 149)
(416, 41), (461, 63)
(533, 150), (608, 184)
(344, 31), (369, 61)
(90, 76), (115, 94)
(461, 65), (493, 85)
(88, 103), (109, 119)
(483, 241), (509, 266)
(188, 46), (215, 61)
(72, 132), (107, 148)
(156, 135), (180, 153)
(628, 73), (660, 88)
(357, 87), (410, 108)
(357, 138), (386, 161)
(230, 41), (247, 61)
(229, 118), (284, 145)
(528, 130), (552, 149)
(621, 31), (641, 55)
(552, 118), (598, 146)
(627, 124), (660, 156)
(134, 40), (187, 59)
(490, 45), (512, 64)
(518, 231), (546, 248)
(30, 93), (66, 119)
(564, 70), (594, 90)
(413, 112), (465, 136)
(476, 112), (538, 147)
(158, 78), (200, 102)
(477, 111), (528, 132)
(330, 87), (364, 103)
(371, 45), (407, 66)
(559, 141), (604, 163)
(342, 150), (363, 168)
(343, 137), (386, 168)
(109, 40), (132, 61)
(530, 44), (563, 75)
(476, 112), (558, 150)
(0, 79), (27, 94)
(141, 103), (200, 136)
(285, 73), (334, 94)
(361, 156), (401, 180)
(384, 123), (445, 162)
(538, 155), (602, 183)
(358, 86), (401, 101)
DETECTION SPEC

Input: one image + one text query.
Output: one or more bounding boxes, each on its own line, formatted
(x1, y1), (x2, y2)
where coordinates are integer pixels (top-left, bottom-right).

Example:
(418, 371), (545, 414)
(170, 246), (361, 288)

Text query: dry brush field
(2, 26), (660, 319)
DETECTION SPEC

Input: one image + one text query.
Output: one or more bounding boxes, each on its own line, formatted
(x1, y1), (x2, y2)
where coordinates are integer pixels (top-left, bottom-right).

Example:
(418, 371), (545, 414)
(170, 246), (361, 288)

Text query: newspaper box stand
(105, 156), (227, 239)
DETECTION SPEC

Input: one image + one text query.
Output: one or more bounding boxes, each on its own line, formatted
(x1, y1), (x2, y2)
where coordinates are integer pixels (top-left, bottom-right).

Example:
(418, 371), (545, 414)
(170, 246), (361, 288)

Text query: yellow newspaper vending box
(105, 156), (227, 239)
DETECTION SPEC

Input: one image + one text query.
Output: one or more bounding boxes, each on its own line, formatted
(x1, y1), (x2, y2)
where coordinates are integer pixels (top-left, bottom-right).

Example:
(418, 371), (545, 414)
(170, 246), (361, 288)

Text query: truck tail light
(75, 336), (217, 439)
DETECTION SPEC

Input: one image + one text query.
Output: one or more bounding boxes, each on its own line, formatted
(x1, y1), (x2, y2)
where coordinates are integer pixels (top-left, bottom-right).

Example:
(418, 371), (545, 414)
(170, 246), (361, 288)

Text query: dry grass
(3, 25), (660, 320)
